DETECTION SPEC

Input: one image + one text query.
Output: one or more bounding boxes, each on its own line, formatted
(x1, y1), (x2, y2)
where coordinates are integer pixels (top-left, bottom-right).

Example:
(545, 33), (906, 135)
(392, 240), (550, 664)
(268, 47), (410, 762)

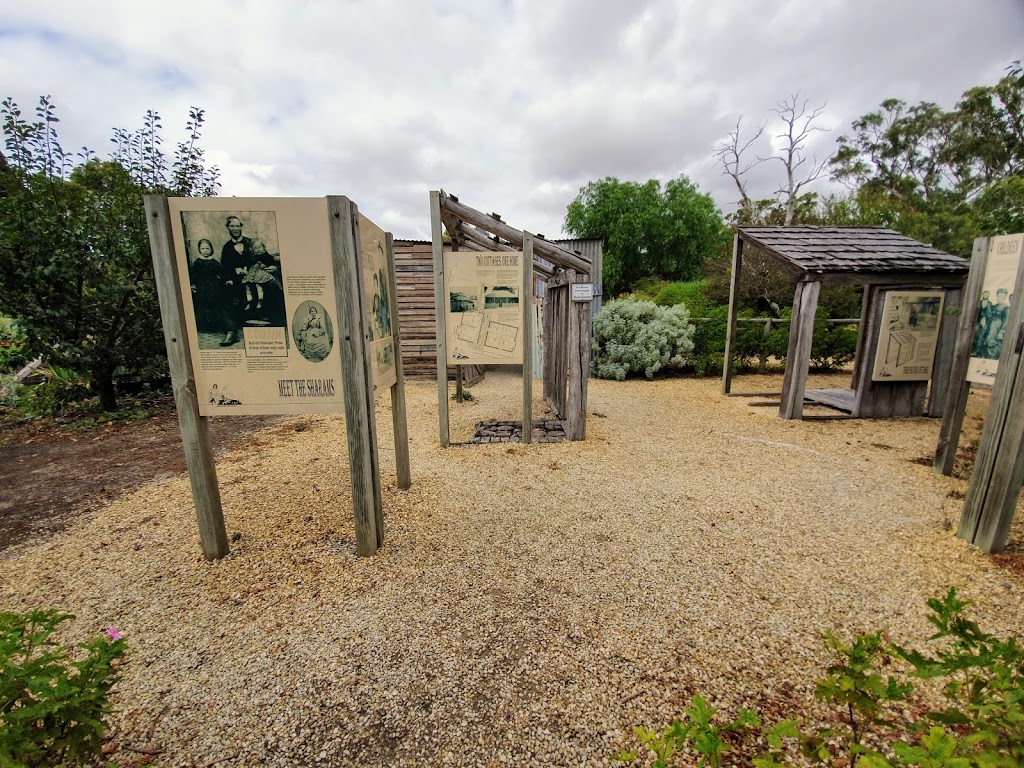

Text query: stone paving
(466, 419), (567, 444)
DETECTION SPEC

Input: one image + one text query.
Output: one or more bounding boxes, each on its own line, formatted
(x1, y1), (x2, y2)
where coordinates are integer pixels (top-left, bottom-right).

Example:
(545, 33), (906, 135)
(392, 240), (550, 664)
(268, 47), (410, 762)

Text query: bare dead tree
(761, 93), (832, 225)
(712, 116), (766, 216)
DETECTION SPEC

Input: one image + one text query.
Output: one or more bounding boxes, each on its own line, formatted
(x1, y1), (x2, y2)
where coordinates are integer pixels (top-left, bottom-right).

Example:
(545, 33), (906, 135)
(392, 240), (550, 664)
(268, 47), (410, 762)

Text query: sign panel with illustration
(967, 233), (1022, 385)
(871, 290), (945, 381)
(357, 214), (397, 395)
(443, 250), (525, 365)
(169, 197), (345, 416)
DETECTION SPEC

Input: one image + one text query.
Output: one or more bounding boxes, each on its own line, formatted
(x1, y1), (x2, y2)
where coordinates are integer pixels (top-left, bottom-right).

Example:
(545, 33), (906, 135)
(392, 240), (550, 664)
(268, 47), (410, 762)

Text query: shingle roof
(738, 226), (969, 276)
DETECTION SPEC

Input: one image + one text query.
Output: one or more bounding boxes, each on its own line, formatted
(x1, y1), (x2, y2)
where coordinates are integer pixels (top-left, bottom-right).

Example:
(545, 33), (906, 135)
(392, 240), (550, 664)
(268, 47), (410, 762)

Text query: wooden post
(927, 286), (962, 417)
(542, 282), (555, 404)
(351, 210), (384, 546)
(522, 233), (534, 444)
(778, 280), (821, 420)
(144, 195), (228, 561)
(958, 261), (1024, 553)
(385, 232), (411, 490)
(567, 273), (591, 441)
(327, 196), (380, 556)
(722, 234), (744, 394)
(430, 191), (450, 447)
(934, 238), (990, 475)
(455, 366), (464, 402)
(758, 318), (772, 373)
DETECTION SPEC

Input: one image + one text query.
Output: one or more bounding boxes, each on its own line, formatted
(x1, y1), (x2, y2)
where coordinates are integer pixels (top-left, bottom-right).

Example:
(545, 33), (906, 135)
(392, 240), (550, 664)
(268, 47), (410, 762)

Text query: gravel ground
(2, 369), (1022, 767)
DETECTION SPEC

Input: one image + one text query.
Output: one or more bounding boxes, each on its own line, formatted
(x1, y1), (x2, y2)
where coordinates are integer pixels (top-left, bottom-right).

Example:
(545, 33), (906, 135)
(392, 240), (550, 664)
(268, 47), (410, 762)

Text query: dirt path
(0, 406), (284, 552)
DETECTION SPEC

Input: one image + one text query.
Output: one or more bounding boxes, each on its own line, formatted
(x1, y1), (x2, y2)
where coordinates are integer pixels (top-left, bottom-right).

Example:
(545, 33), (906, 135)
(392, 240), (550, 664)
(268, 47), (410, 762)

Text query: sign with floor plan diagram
(443, 250), (525, 364)
(871, 290), (945, 381)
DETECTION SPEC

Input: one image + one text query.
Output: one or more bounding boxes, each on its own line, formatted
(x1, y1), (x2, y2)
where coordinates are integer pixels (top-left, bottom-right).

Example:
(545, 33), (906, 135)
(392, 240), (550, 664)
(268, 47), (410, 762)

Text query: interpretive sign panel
(967, 233), (1022, 385)
(357, 214), (398, 395)
(872, 290), (945, 381)
(169, 197), (345, 416)
(443, 250), (526, 364)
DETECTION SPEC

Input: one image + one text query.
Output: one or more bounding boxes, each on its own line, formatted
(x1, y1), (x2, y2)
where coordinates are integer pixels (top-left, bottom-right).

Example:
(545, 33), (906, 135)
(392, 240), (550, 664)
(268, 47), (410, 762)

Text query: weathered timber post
(778, 279), (821, 420)
(934, 238), (990, 474)
(430, 191), (450, 447)
(522, 233), (535, 444)
(385, 232), (412, 490)
(722, 234), (744, 394)
(145, 195), (229, 560)
(327, 196), (381, 555)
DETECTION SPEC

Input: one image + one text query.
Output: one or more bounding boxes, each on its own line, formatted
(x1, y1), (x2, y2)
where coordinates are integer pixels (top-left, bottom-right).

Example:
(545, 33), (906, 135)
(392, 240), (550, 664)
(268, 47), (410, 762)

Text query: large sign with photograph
(169, 198), (345, 416)
(443, 250), (526, 364)
(871, 290), (945, 381)
(967, 233), (1022, 385)
(358, 214), (397, 394)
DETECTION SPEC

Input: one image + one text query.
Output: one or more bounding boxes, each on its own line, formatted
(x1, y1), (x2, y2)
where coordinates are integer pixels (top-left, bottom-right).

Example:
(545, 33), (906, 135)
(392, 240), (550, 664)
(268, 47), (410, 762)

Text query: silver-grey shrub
(591, 299), (695, 380)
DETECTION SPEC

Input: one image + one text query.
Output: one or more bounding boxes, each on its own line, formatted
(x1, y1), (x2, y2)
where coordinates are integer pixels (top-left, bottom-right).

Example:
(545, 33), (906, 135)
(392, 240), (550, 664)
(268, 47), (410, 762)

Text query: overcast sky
(4, 1), (1023, 240)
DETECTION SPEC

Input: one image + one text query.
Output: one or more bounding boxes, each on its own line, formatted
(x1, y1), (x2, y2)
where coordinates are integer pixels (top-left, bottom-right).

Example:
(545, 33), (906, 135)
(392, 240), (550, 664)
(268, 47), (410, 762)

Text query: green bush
(654, 281), (714, 316)
(591, 299), (695, 380)
(1, 609), (126, 767)
(616, 589), (1023, 768)
(0, 318), (29, 373)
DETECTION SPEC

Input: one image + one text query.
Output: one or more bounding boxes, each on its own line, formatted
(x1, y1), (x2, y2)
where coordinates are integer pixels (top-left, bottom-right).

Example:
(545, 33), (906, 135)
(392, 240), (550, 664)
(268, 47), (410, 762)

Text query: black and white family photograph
(292, 300), (334, 363)
(180, 211), (287, 350)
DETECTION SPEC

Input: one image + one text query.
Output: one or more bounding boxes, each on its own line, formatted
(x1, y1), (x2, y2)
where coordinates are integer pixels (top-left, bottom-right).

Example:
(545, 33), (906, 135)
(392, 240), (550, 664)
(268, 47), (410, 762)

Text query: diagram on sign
(872, 290), (944, 381)
(443, 251), (525, 364)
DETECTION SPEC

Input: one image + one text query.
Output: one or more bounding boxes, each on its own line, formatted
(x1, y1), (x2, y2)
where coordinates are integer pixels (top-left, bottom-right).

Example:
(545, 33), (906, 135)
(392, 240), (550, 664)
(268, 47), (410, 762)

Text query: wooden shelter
(722, 226), (969, 420)
(431, 190), (593, 442)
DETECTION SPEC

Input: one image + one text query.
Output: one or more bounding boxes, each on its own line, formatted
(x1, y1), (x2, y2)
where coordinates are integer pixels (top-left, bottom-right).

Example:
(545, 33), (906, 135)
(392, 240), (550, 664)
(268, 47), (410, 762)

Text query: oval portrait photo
(292, 301), (334, 363)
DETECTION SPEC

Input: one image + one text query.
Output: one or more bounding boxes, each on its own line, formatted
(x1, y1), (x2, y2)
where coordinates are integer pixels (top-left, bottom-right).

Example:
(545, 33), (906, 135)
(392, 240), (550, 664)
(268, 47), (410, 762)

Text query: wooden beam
(778, 280), (821, 420)
(430, 191), (450, 447)
(327, 196), (380, 556)
(458, 224), (556, 278)
(385, 232), (411, 490)
(934, 238), (989, 475)
(144, 196), (228, 561)
(722, 234), (744, 394)
(927, 286), (962, 417)
(522, 233), (535, 443)
(567, 273), (591, 441)
(439, 191), (591, 275)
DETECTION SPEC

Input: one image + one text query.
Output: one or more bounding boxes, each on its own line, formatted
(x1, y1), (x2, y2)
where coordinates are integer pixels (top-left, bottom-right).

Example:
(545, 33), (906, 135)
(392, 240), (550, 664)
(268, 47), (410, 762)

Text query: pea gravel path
(2, 371), (1022, 767)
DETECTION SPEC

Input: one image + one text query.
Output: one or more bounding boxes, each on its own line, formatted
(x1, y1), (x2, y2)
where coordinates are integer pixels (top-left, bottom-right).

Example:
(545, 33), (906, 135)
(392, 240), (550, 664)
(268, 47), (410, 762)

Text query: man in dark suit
(219, 215), (253, 346)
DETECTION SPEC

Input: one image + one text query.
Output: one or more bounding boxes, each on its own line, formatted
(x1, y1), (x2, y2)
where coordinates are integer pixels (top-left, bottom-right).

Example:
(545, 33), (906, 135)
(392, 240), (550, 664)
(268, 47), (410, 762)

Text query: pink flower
(106, 627), (123, 641)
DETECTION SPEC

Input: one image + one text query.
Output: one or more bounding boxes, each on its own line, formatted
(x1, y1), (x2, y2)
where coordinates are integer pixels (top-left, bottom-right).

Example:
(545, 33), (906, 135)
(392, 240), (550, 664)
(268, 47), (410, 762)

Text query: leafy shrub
(15, 367), (93, 418)
(654, 281), (714, 317)
(0, 317), (29, 373)
(615, 589), (1023, 768)
(591, 299), (695, 380)
(1, 609), (126, 767)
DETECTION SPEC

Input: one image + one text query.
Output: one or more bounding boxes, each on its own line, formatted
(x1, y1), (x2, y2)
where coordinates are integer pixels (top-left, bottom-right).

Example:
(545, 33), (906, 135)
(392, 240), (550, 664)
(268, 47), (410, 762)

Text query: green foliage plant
(0, 609), (126, 767)
(564, 175), (729, 297)
(591, 299), (695, 380)
(0, 96), (219, 411)
(614, 589), (1022, 768)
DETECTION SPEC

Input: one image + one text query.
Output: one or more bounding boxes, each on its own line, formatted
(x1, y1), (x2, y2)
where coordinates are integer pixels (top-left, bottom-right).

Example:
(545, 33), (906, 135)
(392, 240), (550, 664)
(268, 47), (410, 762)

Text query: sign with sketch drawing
(357, 214), (397, 395)
(169, 197), (346, 416)
(967, 233), (1022, 385)
(443, 250), (525, 364)
(871, 290), (945, 381)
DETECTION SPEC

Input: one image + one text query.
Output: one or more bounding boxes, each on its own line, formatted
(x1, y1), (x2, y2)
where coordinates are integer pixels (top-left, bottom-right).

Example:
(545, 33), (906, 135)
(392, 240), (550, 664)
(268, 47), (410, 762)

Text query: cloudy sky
(3, 1), (1023, 239)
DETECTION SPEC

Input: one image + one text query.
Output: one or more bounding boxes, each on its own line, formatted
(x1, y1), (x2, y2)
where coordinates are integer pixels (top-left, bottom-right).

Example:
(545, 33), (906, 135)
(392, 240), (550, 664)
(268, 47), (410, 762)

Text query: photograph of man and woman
(181, 211), (287, 349)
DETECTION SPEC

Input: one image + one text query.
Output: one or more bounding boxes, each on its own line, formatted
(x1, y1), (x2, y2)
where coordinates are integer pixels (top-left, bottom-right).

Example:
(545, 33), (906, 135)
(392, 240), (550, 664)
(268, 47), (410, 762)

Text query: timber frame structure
(722, 226), (969, 420)
(430, 190), (593, 444)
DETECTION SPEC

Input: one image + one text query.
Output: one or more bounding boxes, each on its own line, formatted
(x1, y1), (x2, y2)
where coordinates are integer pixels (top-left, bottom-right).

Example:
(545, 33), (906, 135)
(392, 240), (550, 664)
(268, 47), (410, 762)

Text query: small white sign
(571, 283), (594, 302)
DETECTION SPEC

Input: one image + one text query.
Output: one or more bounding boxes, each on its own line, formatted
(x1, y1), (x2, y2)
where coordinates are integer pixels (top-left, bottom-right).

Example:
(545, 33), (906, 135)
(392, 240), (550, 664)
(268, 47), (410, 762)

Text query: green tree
(563, 175), (728, 297)
(0, 96), (218, 410)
